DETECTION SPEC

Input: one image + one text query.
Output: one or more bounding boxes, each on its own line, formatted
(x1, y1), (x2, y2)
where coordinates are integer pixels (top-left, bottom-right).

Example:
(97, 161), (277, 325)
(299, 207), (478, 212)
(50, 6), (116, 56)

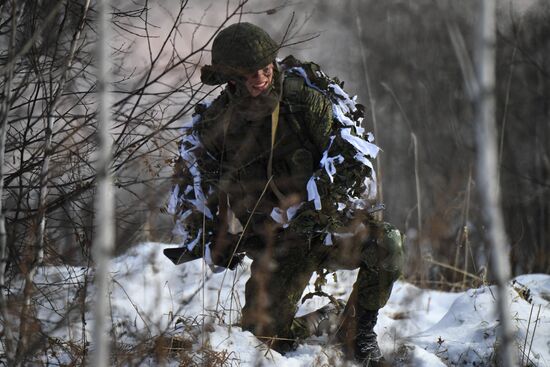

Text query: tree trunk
(91, 0), (114, 366)
(474, 1), (516, 366)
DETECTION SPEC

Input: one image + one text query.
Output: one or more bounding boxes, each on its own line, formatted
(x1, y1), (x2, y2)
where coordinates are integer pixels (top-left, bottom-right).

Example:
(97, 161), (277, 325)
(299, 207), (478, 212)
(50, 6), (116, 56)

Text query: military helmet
(201, 22), (279, 85)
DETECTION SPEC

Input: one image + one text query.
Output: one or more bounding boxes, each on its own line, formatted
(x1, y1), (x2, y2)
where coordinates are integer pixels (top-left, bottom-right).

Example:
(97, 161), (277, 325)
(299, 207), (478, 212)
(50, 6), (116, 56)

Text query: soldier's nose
(251, 71), (263, 81)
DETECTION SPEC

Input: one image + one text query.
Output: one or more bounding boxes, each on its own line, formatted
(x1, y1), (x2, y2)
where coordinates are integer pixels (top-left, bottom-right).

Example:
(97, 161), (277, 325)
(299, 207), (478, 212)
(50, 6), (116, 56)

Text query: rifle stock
(163, 247), (202, 265)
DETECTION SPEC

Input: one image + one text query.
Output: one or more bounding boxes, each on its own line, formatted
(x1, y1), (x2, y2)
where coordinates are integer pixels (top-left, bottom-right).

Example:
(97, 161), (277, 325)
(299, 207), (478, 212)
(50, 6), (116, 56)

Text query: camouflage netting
(278, 57), (379, 241)
(168, 58), (379, 263)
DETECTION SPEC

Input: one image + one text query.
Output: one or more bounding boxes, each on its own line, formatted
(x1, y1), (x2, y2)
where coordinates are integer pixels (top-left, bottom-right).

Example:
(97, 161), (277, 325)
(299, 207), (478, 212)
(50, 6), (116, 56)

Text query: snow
(9, 242), (550, 366)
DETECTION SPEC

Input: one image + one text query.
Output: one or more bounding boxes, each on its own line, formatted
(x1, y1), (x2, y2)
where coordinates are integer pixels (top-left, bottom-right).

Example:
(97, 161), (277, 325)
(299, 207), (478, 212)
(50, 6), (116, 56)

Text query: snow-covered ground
(15, 242), (550, 366)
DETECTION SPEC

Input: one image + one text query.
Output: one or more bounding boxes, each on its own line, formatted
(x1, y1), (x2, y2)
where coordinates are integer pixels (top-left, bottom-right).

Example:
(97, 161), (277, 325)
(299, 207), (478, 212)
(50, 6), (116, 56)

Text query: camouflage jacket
(197, 65), (332, 223)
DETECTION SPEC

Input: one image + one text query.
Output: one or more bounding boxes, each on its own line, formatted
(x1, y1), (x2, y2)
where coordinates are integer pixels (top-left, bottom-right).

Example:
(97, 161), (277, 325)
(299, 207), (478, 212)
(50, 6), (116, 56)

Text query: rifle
(163, 229), (250, 270)
(164, 204), (385, 267)
(163, 246), (202, 265)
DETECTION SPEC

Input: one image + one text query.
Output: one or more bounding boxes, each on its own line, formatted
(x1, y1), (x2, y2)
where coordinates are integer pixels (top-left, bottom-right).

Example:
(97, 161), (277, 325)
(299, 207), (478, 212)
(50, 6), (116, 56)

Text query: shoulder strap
(267, 103), (286, 203)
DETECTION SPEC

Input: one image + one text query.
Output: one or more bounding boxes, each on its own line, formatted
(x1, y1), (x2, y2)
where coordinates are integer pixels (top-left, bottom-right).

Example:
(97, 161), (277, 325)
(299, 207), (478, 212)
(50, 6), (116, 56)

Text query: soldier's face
(243, 63), (274, 97)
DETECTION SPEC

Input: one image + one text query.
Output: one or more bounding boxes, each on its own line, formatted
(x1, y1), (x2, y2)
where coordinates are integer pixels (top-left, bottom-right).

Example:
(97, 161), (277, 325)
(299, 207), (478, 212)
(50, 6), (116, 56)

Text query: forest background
(0, 0), (549, 364)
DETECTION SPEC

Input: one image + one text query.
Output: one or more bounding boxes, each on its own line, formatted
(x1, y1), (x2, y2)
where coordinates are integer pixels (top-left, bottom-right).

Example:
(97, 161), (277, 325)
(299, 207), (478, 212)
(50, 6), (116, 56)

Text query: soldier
(168, 22), (404, 366)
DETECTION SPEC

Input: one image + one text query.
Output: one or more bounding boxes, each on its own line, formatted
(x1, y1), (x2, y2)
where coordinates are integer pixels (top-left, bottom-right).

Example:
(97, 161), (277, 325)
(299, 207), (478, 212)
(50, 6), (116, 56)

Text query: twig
(0, 1), (19, 363)
(521, 303), (534, 366)
(0, 0), (66, 76)
(424, 255), (482, 282)
(497, 45), (517, 186)
(355, 8), (383, 220)
(526, 305), (542, 366)
(215, 176), (274, 311)
(17, 2), (92, 361)
(111, 278), (153, 336)
(411, 132), (422, 237)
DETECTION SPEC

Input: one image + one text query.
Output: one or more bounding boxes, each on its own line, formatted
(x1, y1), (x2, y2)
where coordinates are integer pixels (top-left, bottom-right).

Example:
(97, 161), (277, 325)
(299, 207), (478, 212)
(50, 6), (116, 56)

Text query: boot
(354, 310), (384, 366)
(290, 299), (346, 339)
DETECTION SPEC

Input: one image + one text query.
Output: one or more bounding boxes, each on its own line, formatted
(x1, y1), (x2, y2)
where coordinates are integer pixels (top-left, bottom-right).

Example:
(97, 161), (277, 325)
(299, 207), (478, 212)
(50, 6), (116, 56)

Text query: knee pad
(375, 222), (404, 279)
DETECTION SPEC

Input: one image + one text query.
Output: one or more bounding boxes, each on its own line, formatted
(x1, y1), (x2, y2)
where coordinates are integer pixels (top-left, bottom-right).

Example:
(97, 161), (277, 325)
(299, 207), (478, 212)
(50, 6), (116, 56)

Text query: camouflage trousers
(240, 220), (404, 351)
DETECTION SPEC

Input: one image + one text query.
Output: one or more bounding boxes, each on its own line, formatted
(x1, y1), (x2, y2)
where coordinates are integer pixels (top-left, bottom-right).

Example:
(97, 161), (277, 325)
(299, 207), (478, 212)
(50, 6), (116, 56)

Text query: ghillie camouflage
(166, 56), (381, 268)
(275, 56), (380, 240)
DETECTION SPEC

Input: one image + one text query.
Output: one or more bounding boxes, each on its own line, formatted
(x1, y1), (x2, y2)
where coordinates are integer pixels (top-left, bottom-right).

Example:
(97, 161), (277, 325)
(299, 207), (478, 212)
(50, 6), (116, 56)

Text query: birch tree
(90, 0), (114, 365)
(473, 1), (516, 365)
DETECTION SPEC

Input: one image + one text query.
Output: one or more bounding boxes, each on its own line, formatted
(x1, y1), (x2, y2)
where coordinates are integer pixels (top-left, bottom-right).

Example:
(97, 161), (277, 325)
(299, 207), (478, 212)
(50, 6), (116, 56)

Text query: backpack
(274, 56), (380, 244)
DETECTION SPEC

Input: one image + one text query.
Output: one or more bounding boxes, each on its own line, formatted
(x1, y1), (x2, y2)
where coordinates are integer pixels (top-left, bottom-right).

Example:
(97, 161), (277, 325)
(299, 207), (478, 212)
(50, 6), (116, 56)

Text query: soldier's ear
(227, 81), (238, 94)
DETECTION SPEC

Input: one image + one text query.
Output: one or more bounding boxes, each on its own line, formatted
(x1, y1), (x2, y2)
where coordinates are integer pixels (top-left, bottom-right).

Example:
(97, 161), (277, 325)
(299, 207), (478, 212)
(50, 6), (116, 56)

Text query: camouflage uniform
(175, 22), (404, 363)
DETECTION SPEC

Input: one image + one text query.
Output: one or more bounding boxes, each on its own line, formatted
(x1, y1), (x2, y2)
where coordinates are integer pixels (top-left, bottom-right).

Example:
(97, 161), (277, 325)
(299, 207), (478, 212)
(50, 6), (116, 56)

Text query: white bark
(474, 1), (516, 366)
(91, 0), (114, 366)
